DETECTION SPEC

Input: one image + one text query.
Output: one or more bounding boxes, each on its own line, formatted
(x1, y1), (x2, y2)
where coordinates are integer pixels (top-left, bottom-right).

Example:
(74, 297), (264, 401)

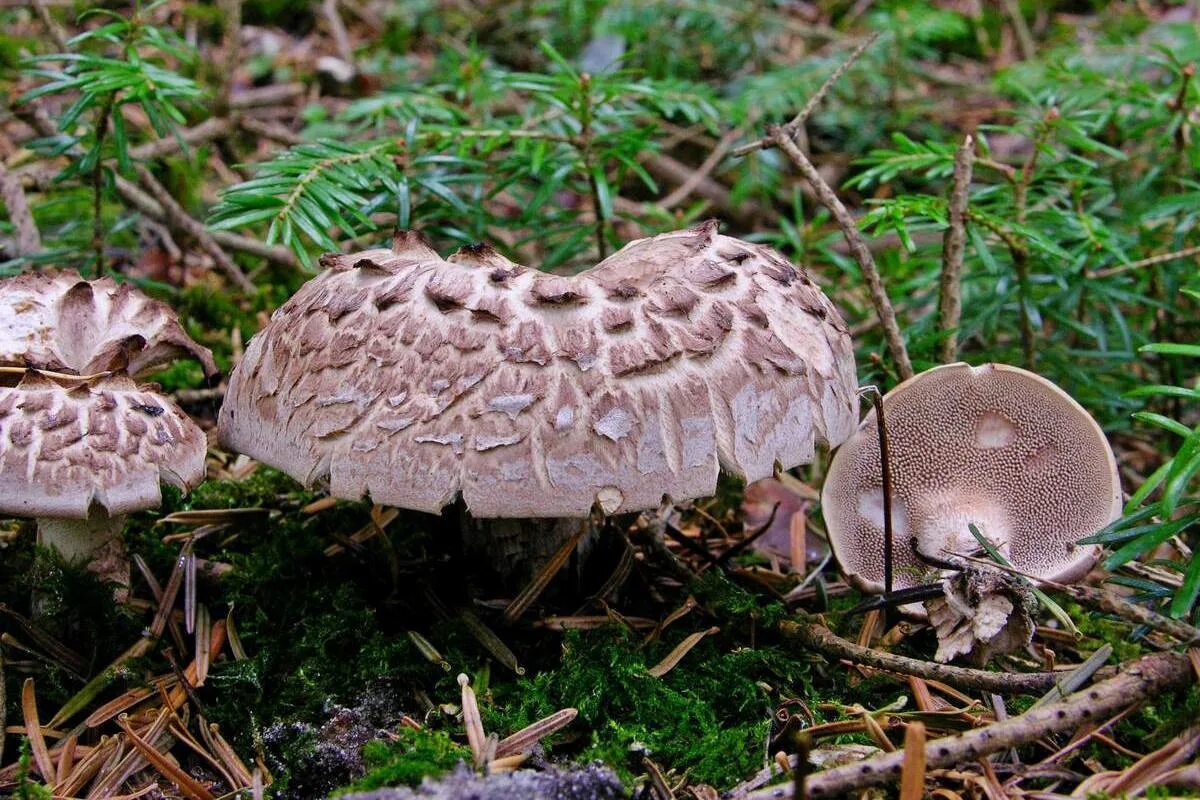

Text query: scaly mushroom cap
(822, 362), (1122, 595)
(0, 373), (207, 518)
(0, 271), (217, 377)
(219, 222), (858, 517)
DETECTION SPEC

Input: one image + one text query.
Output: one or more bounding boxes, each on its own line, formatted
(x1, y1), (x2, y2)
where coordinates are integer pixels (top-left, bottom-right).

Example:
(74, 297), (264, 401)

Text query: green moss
(341, 728), (471, 792)
(482, 624), (812, 788)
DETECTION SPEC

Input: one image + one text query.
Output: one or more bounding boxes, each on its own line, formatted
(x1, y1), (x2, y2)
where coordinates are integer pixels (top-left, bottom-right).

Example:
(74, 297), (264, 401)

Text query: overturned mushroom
(0, 372), (206, 589)
(219, 222), (858, 578)
(821, 362), (1122, 662)
(0, 271), (216, 590)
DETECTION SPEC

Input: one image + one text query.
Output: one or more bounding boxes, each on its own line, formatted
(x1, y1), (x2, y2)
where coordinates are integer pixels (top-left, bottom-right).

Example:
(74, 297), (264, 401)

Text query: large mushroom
(821, 362), (1122, 661)
(0, 271), (214, 590)
(218, 222), (858, 577)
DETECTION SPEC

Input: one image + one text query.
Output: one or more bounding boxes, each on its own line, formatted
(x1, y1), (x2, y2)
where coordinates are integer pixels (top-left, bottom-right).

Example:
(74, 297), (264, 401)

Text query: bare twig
(778, 617), (1060, 695)
(771, 128), (913, 379)
(228, 83), (306, 108)
(659, 127), (742, 210)
(113, 174), (298, 269)
(1002, 0), (1036, 61)
(732, 35), (880, 157)
(322, 0), (354, 66)
(1090, 244), (1200, 279)
(937, 133), (974, 363)
(0, 163), (42, 255)
(31, 0), (68, 51)
(130, 117), (237, 161)
(746, 651), (1195, 798)
(132, 164), (256, 293)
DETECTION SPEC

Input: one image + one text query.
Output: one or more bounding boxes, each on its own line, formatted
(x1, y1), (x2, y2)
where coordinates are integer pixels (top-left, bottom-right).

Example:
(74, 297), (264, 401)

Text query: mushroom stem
(36, 515), (130, 595)
(461, 516), (598, 587)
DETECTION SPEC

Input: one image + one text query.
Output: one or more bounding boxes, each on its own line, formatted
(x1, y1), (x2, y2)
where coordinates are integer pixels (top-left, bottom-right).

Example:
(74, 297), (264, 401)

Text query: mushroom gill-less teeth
(0, 270), (218, 377)
(0, 372), (207, 582)
(218, 221), (860, 519)
(821, 362), (1122, 631)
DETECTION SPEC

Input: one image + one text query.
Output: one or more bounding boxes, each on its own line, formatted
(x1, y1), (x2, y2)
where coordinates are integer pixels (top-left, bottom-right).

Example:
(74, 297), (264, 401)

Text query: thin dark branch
(731, 34), (880, 157)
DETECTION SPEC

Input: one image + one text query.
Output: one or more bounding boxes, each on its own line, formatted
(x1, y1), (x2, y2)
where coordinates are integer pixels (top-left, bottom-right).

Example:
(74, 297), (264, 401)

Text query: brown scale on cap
(219, 221), (859, 518)
(822, 362), (1122, 601)
(0, 373), (206, 518)
(0, 271), (217, 377)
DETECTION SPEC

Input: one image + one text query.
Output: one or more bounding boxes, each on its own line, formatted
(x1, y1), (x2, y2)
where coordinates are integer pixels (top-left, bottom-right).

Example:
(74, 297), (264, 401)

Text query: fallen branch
(745, 650), (1195, 798)
(769, 128), (913, 379)
(779, 617), (1060, 695)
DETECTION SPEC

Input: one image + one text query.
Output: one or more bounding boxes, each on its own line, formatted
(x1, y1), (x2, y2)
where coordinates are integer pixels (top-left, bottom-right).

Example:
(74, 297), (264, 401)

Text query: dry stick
(1090, 244), (1200, 279)
(732, 34), (880, 158)
(1002, 0), (1037, 61)
(129, 117), (237, 162)
(31, 0), (68, 50)
(659, 127), (742, 210)
(937, 133), (974, 364)
(778, 617), (1060, 695)
(112, 175), (298, 269)
(745, 650), (1195, 799)
(0, 163), (42, 255)
(771, 128), (913, 379)
(322, 0), (354, 67)
(132, 164), (256, 293)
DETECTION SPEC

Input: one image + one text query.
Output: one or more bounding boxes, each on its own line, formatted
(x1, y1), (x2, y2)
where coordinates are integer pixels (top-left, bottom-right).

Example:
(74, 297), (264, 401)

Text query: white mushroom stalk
(822, 362), (1123, 661)
(218, 222), (860, 575)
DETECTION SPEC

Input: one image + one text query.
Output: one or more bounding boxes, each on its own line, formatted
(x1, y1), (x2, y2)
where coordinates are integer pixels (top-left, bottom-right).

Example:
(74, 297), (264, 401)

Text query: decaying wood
(744, 651), (1195, 798)
(779, 617), (1062, 695)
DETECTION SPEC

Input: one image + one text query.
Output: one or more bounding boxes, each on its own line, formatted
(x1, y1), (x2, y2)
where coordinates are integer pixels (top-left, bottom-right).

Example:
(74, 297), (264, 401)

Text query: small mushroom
(0, 372), (206, 589)
(219, 222), (859, 577)
(821, 362), (1121, 660)
(0, 271), (216, 591)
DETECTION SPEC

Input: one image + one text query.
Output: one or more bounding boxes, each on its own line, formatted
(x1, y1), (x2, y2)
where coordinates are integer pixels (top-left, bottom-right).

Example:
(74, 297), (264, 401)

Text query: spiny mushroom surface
(219, 222), (858, 518)
(821, 362), (1121, 658)
(0, 270), (217, 377)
